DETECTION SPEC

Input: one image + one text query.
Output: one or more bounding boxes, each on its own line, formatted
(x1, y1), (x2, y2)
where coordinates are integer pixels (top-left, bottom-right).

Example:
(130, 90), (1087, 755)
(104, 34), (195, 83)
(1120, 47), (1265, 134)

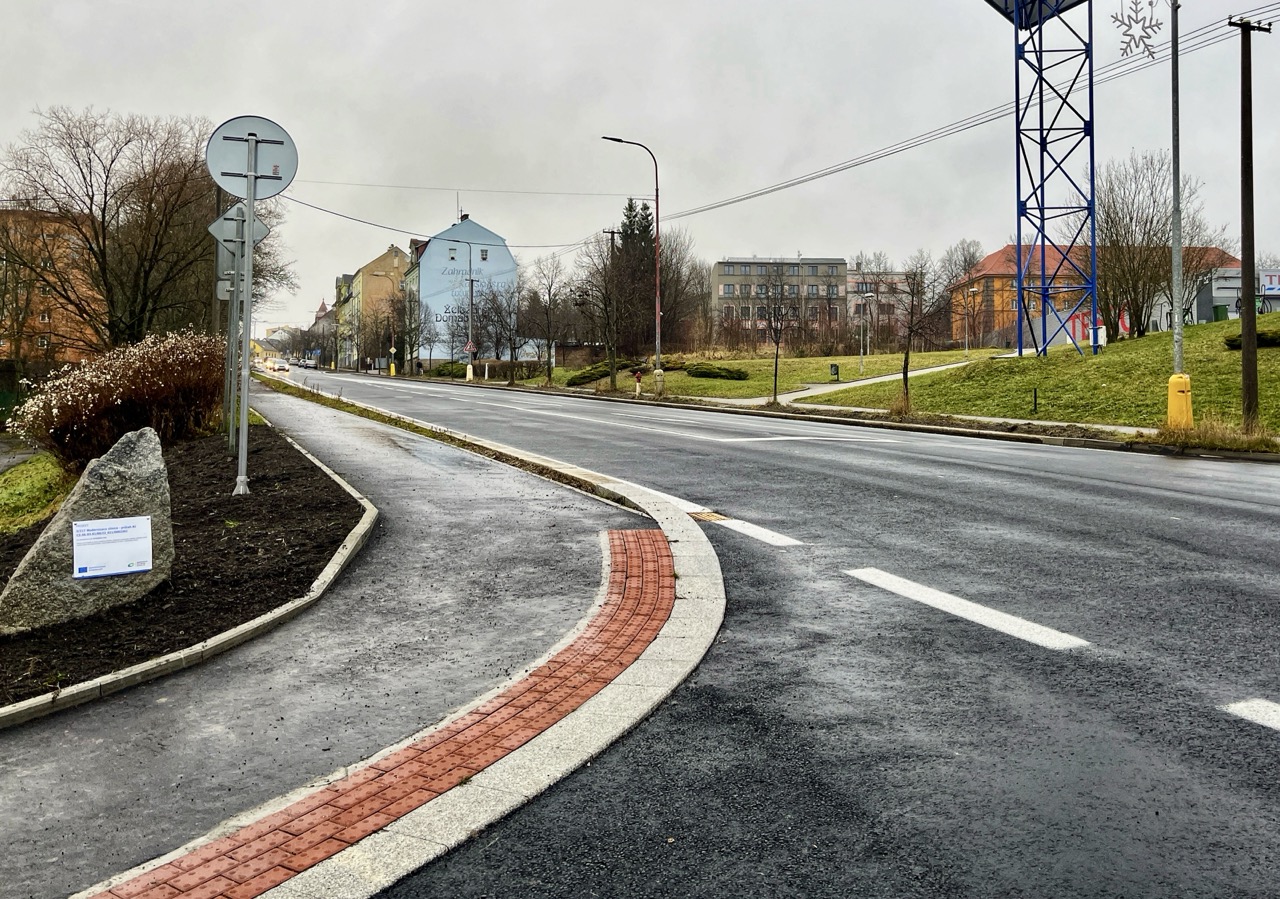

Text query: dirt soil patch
(0, 426), (363, 708)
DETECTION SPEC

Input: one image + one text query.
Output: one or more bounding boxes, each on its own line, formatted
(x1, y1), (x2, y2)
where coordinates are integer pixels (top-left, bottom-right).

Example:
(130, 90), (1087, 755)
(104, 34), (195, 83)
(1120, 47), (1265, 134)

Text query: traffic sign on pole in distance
(463, 341), (477, 354)
(205, 116), (297, 200)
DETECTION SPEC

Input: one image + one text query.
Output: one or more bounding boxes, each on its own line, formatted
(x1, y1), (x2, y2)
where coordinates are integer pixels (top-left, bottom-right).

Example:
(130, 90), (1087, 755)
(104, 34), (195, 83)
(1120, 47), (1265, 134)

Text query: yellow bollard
(1167, 373), (1193, 429)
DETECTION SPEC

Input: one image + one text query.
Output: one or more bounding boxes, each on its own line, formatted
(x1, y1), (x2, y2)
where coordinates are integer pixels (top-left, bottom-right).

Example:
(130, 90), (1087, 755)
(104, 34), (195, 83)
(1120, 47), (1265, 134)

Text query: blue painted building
(406, 214), (518, 362)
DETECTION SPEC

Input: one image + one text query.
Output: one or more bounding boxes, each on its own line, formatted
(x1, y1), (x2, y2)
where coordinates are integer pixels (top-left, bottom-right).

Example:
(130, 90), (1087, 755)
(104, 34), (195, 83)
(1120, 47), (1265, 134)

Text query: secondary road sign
(208, 203), (270, 254)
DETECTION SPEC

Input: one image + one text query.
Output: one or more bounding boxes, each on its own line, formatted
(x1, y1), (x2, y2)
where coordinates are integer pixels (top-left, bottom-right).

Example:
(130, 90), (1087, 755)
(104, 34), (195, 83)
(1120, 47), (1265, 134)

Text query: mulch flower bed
(0, 427), (363, 707)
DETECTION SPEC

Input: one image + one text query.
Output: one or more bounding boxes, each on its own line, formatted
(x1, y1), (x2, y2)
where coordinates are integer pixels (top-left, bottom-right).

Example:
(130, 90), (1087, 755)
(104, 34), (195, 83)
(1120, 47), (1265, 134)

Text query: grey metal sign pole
(206, 116), (297, 496)
(209, 203), (268, 457)
(234, 151), (257, 494)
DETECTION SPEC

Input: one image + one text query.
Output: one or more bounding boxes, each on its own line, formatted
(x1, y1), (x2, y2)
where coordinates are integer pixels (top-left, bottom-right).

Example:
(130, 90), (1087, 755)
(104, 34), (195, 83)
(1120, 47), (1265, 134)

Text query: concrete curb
(0, 422), (379, 731)
(261, 480), (723, 899)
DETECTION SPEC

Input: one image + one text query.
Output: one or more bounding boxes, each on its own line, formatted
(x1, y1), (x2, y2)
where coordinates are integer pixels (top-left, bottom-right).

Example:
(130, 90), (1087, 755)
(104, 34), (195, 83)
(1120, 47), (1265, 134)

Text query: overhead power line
(285, 5), (1276, 252)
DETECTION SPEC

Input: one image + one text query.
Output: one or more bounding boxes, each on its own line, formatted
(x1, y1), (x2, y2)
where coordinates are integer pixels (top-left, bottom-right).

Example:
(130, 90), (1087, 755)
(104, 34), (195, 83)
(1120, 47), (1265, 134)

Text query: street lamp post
(602, 136), (662, 395)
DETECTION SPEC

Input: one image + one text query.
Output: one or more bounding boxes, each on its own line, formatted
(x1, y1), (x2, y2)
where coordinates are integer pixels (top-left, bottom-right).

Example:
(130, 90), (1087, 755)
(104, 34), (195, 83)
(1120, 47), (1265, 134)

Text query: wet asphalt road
(278, 371), (1280, 899)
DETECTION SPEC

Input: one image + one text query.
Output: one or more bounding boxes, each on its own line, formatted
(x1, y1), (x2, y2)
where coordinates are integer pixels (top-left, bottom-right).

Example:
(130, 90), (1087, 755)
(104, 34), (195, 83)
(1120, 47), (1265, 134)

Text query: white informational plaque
(72, 516), (154, 579)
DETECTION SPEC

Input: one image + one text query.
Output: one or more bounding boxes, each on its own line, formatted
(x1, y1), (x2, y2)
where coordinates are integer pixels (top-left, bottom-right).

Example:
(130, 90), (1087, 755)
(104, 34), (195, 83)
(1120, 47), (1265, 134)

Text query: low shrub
(7, 330), (224, 470)
(429, 362), (468, 378)
(566, 362), (613, 387)
(1224, 329), (1280, 349)
(484, 359), (543, 381)
(685, 362), (749, 381)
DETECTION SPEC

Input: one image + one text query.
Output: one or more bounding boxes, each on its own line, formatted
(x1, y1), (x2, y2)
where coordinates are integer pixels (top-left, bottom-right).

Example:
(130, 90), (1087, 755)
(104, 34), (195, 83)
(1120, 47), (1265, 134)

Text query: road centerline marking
(846, 568), (1091, 651)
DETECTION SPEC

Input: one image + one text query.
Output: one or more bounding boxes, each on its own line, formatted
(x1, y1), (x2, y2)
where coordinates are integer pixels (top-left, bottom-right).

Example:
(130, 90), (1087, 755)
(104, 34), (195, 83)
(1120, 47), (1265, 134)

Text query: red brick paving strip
(91, 529), (674, 899)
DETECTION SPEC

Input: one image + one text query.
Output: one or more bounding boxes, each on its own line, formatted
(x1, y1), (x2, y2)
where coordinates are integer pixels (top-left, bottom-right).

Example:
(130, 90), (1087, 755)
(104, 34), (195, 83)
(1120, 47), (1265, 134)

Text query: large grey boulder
(0, 428), (175, 636)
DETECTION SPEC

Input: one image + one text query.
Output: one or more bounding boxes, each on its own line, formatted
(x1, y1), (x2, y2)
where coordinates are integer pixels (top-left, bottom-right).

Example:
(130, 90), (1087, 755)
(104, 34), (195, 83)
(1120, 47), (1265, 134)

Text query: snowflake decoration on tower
(1113, 0), (1164, 58)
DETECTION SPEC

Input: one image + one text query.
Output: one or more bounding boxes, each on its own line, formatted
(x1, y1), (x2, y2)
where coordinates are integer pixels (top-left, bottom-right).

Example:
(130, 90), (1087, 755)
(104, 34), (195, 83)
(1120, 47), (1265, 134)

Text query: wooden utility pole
(1228, 17), (1271, 432)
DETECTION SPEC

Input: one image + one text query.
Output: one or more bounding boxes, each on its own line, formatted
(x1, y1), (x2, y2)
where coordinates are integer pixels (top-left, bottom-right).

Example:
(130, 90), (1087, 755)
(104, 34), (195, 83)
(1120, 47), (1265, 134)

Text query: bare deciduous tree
(574, 232), (625, 390)
(526, 254), (572, 384)
(896, 249), (947, 410)
(0, 106), (296, 351)
(1067, 149), (1230, 339)
(478, 268), (528, 383)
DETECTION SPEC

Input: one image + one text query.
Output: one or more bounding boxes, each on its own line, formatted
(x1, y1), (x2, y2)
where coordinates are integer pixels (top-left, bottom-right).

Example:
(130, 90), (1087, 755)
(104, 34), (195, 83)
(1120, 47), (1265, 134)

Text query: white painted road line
(1222, 699), (1280, 732)
(846, 568), (1091, 651)
(715, 518), (805, 547)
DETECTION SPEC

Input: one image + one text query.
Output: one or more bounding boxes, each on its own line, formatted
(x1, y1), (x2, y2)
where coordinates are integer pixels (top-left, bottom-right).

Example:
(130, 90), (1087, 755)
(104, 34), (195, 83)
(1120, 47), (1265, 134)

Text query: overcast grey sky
(5, 0), (1278, 333)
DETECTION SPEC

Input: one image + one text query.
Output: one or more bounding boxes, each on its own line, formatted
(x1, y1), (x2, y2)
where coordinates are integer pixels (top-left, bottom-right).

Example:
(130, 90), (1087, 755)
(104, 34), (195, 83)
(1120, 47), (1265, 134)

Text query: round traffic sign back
(205, 116), (298, 200)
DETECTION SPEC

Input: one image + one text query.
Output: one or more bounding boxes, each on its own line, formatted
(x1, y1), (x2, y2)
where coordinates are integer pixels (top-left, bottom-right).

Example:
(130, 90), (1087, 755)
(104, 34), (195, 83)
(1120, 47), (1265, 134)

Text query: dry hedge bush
(7, 331), (225, 470)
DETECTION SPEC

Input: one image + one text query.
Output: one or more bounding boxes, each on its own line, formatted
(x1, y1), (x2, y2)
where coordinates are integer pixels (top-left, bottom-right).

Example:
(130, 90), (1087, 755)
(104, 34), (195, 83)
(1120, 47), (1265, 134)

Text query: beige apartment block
(711, 256), (848, 344)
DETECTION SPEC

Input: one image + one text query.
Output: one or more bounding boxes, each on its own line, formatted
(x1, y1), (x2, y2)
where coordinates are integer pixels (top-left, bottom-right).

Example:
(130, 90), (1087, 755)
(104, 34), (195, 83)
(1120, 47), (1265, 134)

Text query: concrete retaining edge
(0, 421), (380, 731)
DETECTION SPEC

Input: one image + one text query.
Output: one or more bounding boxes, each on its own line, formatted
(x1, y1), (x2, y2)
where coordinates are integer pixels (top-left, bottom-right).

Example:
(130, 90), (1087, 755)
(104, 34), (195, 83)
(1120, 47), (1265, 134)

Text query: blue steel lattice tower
(985, 0), (1098, 355)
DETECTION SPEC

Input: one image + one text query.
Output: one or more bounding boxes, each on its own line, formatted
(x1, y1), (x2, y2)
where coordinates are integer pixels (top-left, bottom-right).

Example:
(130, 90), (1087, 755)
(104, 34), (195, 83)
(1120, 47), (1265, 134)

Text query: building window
(828, 265), (839, 276)
(808, 265), (818, 276)
(879, 303), (893, 316)
(449, 248), (457, 261)
(724, 263), (735, 275)
(39, 286), (50, 296)
(723, 305), (735, 319)
(723, 284), (735, 296)
(808, 306), (819, 320)
(756, 285), (767, 297)
(856, 281), (873, 294)
(756, 306), (767, 319)
(789, 306), (799, 320)
(757, 265), (767, 276)
(788, 264), (799, 275)
(828, 305), (840, 319)
(37, 336), (49, 348)
(828, 285), (839, 298)
(787, 284), (798, 297)
(740, 305), (751, 318)
(480, 249), (488, 261)
(39, 311), (50, 322)
(808, 285), (819, 297)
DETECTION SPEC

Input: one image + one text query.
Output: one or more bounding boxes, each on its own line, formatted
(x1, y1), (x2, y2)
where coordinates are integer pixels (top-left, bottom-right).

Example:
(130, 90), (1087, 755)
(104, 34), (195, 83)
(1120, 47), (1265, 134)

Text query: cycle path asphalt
(0, 385), (725, 899)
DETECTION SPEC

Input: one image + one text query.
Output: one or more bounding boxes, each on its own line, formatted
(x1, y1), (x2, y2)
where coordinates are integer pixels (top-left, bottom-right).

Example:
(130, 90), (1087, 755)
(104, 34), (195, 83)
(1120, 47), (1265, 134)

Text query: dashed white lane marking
(846, 568), (1091, 651)
(1222, 698), (1280, 732)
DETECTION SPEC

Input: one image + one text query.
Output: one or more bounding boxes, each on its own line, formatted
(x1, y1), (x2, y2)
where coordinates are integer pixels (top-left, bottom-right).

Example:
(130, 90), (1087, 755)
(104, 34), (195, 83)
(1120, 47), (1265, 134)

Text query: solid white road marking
(715, 518), (805, 547)
(607, 478), (805, 546)
(1222, 698), (1280, 732)
(845, 568), (1091, 651)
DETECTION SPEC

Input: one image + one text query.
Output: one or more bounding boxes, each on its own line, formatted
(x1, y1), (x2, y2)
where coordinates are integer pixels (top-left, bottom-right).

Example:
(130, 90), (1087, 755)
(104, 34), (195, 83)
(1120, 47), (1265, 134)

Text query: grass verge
(0, 454), (75, 534)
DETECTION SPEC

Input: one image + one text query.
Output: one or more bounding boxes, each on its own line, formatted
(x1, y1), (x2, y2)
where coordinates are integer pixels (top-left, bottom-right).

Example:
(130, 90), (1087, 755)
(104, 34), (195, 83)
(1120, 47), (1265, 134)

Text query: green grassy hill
(804, 312), (1280, 430)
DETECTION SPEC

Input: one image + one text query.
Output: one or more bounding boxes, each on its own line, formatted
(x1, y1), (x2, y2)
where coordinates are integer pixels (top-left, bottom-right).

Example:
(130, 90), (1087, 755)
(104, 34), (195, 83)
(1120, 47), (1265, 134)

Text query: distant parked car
(268, 358), (289, 372)
(303, 358), (317, 369)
